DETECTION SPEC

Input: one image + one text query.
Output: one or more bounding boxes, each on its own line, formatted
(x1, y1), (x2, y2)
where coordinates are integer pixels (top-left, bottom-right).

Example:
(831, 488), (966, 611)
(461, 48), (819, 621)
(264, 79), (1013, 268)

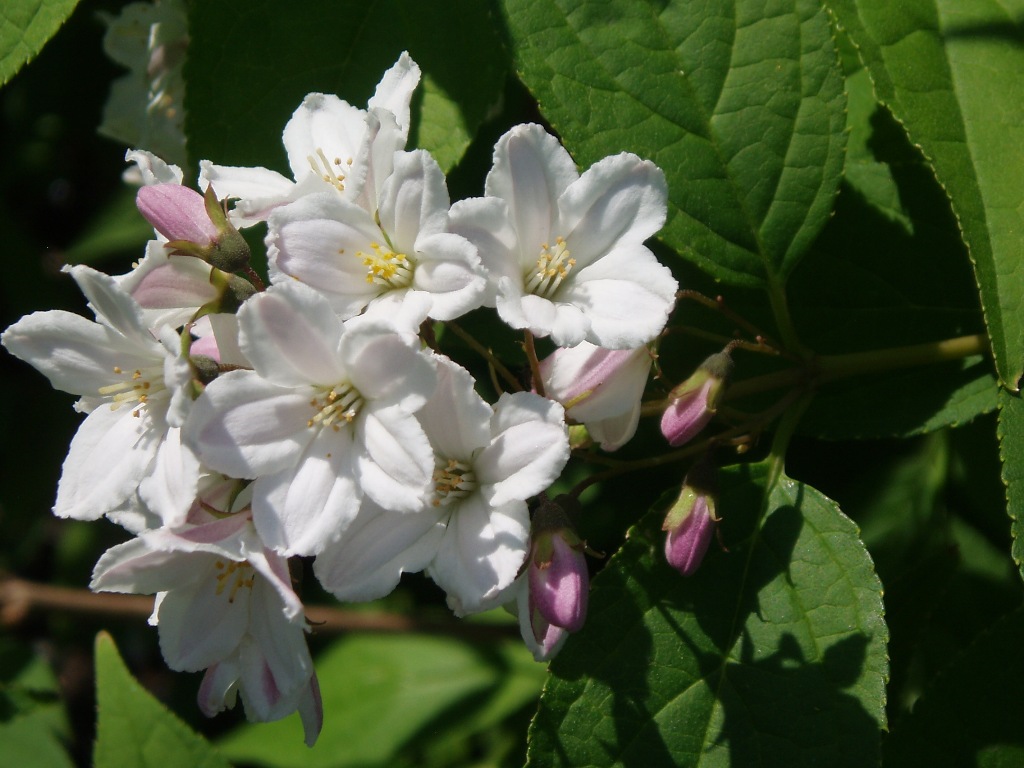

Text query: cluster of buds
(3, 52), (684, 745)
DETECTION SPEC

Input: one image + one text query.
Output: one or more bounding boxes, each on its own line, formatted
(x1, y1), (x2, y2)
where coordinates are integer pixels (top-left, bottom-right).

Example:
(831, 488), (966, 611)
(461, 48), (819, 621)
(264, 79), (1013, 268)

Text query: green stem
(767, 276), (807, 358)
(763, 392), (813, 496)
(816, 333), (987, 381)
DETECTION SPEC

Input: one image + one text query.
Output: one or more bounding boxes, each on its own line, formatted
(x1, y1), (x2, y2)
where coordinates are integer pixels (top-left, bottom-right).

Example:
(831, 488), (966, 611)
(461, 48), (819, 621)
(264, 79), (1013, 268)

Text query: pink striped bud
(660, 351), (733, 447)
(663, 460), (719, 576)
(538, 341), (652, 451)
(527, 496), (589, 638)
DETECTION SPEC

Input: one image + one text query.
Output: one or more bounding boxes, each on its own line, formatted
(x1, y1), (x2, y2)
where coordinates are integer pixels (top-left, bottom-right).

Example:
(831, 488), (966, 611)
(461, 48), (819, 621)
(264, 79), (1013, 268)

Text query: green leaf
(185, 0), (507, 175)
(882, 607), (1024, 767)
(500, 0), (847, 287)
(798, 357), (997, 439)
(0, 0), (80, 87)
(787, 67), (996, 438)
(526, 462), (888, 768)
(93, 632), (231, 768)
(998, 389), (1024, 583)
(218, 632), (545, 768)
(823, 0), (1024, 391)
(0, 639), (73, 768)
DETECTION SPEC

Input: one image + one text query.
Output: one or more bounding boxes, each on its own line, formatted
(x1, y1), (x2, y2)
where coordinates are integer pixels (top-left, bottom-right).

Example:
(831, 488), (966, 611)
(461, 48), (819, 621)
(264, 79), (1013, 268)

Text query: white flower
(200, 53), (420, 227)
(539, 341), (653, 451)
(2, 265), (192, 522)
(90, 509), (322, 745)
(314, 356), (570, 615)
(451, 123), (678, 349)
(268, 149), (485, 321)
(183, 281), (437, 555)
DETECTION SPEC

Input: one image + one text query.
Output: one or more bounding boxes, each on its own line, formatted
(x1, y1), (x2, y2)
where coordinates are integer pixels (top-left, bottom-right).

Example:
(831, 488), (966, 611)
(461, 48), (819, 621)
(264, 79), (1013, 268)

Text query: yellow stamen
(525, 235), (575, 299)
(307, 147), (346, 192)
(431, 459), (476, 507)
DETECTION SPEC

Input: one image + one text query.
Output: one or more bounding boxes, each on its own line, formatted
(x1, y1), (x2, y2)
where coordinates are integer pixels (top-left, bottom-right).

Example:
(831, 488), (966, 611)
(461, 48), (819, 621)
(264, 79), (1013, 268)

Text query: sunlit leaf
(93, 632), (231, 768)
(501, 0), (847, 288)
(0, 0), (79, 87)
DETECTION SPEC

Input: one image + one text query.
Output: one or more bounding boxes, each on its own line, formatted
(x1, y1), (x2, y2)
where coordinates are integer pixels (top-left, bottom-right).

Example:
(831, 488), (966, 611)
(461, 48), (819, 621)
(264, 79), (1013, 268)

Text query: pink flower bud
(538, 341), (652, 451)
(137, 183), (220, 245)
(660, 351), (733, 447)
(527, 496), (589, 636)
(663, 461), (719, 576)
(137, 184), (252, 273)
(529, 532), (589, 632)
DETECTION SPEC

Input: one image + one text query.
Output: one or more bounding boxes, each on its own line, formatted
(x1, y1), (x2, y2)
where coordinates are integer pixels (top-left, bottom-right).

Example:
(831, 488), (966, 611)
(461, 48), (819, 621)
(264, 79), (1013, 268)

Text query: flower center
(431, 459), (477, 507)
(354, 242), (414, 288)
(307, 148), (351, 192)
(213, 559), (254, 603)
(306, 383), (363, 431)
(525, 236), (575, 299)
(97, 365), (168, 417)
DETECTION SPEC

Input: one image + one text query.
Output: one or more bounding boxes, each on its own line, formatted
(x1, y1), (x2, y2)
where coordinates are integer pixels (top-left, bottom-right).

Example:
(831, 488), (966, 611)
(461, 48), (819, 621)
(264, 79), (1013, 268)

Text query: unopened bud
(137, 184), (219, 245)
(137, 184), (251, 273)
(527, 496), (589, 636)
(538, 342), (653, 451)
(660, 351), (733, 447)
(663, 460), (719, 576)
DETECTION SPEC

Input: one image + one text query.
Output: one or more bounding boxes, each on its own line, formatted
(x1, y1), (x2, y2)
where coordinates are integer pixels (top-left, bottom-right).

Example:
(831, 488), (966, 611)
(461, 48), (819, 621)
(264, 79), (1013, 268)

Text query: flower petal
(252, 429), (361, 555)
(356, 404), (433, 513)
(560, 243), (678, 349)
(282, 93), (368, 186)
(416, 356), (492, 460)
(428, 496), (530, 616)
(238, 281), (346, 388)
(267, 193), (381, 319)
(157, 567), (250, 672)
(367, 51), (421, 134)
(184, 370), (317, 479)
(486, 124), (578, 266)
(314, 498), (445, 601)
(200, 161), (297, 227)
(55, 404), (163, 520)
(475, 393), (569, 507)
(559, 153), (668, 268)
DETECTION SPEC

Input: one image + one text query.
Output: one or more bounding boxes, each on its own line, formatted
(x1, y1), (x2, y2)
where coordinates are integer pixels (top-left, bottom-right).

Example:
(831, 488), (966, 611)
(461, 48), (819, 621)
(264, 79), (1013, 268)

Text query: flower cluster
(3, 53), (684, 743)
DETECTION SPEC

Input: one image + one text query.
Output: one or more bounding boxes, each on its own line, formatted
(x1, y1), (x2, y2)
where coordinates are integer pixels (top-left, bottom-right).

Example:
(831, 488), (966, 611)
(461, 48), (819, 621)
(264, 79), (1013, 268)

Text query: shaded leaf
(824, 0), (1024, 390)
(93, 632), (231, 768)
(526, 462), (887, 767)
(500, 0), (847, 287)
(185, 0), (508, 175)
(788, 68), (996, 438)
(0, 0), (80, 87)
(882, 607), (1024, 767)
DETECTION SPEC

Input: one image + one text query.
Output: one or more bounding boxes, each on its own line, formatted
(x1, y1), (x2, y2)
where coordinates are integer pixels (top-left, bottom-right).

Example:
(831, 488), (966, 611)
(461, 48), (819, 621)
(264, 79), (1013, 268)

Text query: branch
(0, 575), (518, 642)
